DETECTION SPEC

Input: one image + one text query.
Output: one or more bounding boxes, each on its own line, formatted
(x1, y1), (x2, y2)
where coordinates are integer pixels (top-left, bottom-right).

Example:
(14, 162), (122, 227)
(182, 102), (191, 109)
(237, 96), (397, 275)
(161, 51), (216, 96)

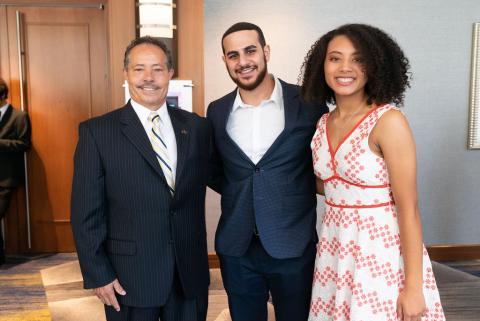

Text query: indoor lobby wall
(204, 0), (480, 253)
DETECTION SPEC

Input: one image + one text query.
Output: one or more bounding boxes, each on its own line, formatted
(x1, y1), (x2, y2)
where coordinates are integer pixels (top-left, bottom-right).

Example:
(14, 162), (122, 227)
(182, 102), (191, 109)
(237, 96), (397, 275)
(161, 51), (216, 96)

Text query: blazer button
(254, 167), (260, 173)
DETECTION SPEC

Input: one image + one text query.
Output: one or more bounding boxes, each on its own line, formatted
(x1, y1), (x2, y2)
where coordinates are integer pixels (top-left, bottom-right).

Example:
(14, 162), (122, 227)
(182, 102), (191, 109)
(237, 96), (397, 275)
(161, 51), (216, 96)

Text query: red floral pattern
(309, 105), (445, 320)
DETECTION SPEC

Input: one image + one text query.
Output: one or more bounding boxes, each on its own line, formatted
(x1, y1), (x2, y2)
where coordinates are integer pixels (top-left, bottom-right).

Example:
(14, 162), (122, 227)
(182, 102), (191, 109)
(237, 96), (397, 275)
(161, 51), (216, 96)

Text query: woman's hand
(396, 286), (426, 321)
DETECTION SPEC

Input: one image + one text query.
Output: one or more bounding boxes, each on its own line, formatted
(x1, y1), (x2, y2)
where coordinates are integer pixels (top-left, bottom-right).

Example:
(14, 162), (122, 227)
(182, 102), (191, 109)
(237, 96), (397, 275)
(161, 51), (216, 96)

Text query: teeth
(337, 77), (354, 84)
(239, 67), (255, 74)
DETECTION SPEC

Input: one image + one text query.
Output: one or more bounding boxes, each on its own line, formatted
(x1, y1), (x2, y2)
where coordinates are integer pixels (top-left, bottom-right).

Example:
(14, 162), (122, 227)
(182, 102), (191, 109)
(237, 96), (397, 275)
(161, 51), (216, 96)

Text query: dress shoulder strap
(361, 104), (400, 134)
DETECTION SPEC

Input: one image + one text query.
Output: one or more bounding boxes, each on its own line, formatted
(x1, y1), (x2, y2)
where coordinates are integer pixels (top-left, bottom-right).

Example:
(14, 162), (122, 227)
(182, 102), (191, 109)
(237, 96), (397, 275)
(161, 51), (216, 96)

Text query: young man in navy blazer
(71, 37), (210, 321)
(207, 22), (329, 321)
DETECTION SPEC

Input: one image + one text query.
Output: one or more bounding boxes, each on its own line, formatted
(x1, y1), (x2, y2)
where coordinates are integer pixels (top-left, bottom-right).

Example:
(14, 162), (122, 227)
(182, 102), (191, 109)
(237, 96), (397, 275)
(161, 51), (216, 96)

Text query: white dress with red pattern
(308, 104), (445, 321)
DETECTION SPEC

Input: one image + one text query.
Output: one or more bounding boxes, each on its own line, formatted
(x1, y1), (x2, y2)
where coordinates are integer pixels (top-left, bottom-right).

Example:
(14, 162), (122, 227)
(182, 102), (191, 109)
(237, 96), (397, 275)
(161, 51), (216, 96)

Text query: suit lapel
(257, 79), (300, 165)
(168, 107), (190, 184)
(220, 90), (255, 166)
(281, 80), (301, 134)
(120, 103), (167, 182)
(0, 105), (13, 130)
(218, 90), (235, 131)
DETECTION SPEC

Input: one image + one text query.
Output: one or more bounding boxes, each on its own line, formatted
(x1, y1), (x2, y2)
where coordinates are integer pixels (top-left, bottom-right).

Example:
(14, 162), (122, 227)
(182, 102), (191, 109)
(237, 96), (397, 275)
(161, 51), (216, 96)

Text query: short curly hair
(300, 23), (411, 106)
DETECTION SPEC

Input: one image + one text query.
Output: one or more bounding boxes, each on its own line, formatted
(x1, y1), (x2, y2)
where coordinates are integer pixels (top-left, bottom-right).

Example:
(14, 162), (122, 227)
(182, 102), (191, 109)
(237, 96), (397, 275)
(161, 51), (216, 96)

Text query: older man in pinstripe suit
(71, 36), (210, 321)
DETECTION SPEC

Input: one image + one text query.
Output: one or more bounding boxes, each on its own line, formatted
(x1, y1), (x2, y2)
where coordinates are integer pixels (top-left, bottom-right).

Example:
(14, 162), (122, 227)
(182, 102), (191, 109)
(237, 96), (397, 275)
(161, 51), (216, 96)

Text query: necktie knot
(148, 112), (161, 125)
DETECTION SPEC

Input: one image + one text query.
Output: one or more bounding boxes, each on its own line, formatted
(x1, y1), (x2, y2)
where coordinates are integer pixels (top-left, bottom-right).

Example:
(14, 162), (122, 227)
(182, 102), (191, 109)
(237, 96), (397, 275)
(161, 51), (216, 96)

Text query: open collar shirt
(226, 76), (285, 164)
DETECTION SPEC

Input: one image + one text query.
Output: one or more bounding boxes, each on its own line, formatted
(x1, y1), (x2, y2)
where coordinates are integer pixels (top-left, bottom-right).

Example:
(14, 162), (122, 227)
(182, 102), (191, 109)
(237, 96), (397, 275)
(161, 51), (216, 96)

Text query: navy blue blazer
(71, 103), (210, 307)
(207, 79), (328, 259)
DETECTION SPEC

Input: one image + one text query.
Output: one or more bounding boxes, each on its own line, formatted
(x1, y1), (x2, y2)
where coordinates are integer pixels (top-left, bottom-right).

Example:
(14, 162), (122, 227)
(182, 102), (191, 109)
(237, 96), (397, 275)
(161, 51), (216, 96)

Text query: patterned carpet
(0, 253), (227, 321)
(0, 254), (480, 321)
(0, 254), (77, 321)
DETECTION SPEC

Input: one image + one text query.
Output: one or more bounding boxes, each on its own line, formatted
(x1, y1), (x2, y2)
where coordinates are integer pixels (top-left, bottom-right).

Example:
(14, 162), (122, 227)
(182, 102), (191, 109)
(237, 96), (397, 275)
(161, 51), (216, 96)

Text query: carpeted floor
(443, 260), (480, 278)
(0, 254), (77, 321)
(431, 262), (480, 321)
(0, 254), (228, 321)
(1, 254), (480, 320)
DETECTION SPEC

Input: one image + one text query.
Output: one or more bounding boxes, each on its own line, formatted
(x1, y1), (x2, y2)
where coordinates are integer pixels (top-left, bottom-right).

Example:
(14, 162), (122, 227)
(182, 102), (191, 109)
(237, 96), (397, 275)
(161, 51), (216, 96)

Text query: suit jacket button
(170, 210), (176, 216)
(254, 167), (260, 173)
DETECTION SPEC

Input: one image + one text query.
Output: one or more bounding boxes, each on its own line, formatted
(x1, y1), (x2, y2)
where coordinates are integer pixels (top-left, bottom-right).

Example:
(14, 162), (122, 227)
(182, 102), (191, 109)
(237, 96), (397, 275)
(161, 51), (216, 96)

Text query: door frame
(0, 0), (135, 253)
(0, 0), (204, 253)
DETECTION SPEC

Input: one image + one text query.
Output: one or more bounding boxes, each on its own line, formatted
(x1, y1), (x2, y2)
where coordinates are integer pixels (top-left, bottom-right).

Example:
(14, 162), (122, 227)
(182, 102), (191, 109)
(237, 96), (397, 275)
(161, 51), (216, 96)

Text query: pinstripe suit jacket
(207, 80), (328, 259)
(71, 102), (210, 307)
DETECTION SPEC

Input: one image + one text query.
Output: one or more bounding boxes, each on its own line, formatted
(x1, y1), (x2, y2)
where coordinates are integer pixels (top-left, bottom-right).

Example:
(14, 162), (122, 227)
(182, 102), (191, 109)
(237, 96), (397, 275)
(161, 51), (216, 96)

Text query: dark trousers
(104, 271), (208, 321)
(0, 187), (13, 263)
(219, 236), (316, 321)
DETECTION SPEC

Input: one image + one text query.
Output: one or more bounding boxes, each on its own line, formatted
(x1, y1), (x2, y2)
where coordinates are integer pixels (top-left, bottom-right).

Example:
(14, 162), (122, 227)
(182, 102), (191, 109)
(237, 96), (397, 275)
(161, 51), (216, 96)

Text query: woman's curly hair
(300, 23), (411, 106)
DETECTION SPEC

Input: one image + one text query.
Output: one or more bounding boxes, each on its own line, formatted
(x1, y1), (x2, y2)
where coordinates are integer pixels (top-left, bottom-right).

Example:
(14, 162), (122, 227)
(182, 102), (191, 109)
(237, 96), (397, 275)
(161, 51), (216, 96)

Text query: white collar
(232, 75), (283, 112)
(0, 103), (9, 121)
(130, 99), (169, 123)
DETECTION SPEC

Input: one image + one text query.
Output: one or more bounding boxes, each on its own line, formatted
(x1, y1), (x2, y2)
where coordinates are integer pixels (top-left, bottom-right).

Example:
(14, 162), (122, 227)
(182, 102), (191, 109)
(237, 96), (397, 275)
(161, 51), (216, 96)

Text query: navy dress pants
(219, 235), (316, 321)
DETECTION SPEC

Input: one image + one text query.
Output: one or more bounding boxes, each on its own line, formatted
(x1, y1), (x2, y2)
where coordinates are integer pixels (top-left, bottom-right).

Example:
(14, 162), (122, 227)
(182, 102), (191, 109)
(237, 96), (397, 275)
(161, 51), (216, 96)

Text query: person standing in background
(207, 22), (328, 321)
(0, 78), (31, 266)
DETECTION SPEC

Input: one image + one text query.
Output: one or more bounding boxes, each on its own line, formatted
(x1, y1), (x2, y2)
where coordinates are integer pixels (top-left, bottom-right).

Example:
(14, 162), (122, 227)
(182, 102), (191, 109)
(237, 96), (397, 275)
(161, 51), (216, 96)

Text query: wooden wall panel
(0, 5), (8, 77)
(106, 0), (135, 109)
(176, 0), (204, 116)
(427, 244), (480, 261)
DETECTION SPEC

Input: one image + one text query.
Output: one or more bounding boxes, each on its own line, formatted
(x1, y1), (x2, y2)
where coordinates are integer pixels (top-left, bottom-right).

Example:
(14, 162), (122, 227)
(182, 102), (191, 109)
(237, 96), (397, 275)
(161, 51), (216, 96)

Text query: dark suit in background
(0, 104), (31, 265)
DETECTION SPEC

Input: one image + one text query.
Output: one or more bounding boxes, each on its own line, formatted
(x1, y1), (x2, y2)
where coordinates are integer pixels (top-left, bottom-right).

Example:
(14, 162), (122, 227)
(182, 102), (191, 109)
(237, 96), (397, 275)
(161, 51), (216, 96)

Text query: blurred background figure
(0, 77), (31, 266)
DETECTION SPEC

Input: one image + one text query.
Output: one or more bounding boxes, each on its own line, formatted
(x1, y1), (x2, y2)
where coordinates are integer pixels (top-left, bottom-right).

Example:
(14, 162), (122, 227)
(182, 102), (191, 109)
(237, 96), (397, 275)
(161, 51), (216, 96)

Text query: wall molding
(208, 254), (220, 269)
(208, 244), (480, 268)
(426, 244), (480, 262)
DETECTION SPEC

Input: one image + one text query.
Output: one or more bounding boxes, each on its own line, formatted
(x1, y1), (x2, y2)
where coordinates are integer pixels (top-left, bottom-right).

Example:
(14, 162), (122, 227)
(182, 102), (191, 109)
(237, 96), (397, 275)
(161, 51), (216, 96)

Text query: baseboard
(208, 244), (480, 268)
(426, 244), (480, 262)
(208, 254), (220, 268)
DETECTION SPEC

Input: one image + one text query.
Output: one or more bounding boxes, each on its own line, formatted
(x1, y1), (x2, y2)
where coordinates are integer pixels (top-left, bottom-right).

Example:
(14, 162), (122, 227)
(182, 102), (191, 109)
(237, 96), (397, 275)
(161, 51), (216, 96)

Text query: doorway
(0, 3), (109, 252)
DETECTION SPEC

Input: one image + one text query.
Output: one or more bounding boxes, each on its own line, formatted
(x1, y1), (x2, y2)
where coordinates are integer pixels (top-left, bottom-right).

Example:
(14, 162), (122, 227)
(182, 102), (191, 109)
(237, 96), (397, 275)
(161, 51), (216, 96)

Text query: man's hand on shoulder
(93, 278), (126, 312)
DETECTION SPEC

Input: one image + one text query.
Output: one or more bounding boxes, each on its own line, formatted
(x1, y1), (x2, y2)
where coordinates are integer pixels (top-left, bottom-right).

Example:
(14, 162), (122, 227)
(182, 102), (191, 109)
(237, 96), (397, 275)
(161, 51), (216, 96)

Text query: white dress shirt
(131, 99), (178, 178)
(0, 103), (9, 122)
(226, 76), (285, 164)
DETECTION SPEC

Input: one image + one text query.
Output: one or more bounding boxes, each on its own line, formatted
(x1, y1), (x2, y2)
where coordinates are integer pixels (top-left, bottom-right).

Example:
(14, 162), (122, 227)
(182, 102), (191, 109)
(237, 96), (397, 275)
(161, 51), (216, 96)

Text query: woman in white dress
(300, 24), (445, 321)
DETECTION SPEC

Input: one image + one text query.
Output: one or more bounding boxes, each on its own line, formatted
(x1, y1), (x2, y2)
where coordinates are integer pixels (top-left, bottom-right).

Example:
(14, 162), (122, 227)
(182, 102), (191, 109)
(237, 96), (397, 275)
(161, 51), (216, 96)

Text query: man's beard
(228, 60), (268, 91)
